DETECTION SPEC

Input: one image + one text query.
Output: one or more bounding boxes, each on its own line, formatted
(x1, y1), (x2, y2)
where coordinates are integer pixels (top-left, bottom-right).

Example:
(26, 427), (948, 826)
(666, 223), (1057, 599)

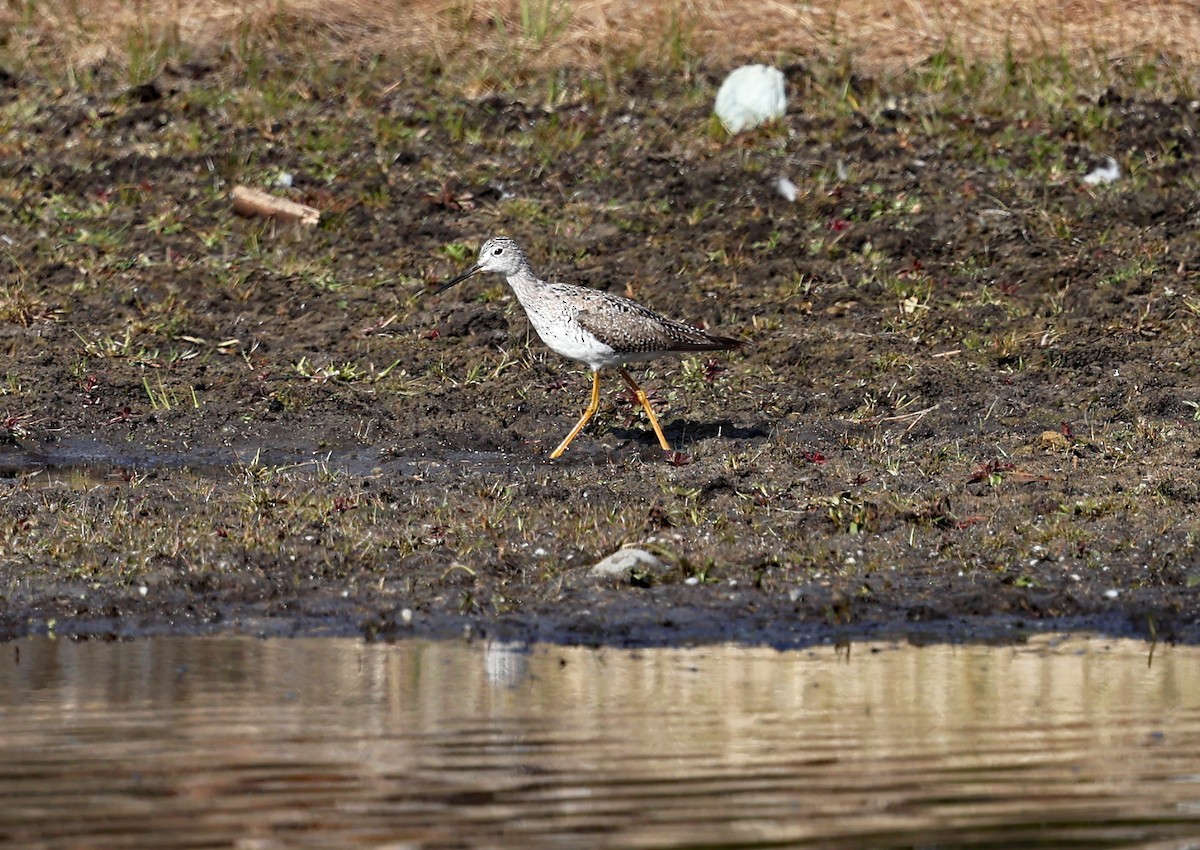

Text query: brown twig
(231, 185), (320, 227)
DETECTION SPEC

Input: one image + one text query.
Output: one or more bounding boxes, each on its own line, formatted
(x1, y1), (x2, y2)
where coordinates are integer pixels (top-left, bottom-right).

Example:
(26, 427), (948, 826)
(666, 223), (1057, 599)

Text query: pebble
(1083, 157), (1120, 186)
(588, 547), (665, 581)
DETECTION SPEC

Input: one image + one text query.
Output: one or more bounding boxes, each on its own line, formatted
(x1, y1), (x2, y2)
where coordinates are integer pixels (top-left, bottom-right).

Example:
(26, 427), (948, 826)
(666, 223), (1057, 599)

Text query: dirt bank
(0, 49), (1198, 646)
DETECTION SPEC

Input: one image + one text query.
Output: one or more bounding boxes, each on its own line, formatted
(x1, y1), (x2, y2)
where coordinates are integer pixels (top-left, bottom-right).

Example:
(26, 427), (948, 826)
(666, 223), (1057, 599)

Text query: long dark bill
(434, 264), (481, 295)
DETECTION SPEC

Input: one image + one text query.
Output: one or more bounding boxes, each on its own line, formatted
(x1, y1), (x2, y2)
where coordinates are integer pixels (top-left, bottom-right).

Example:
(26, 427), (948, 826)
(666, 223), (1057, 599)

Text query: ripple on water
(0, 635), (1198, 849)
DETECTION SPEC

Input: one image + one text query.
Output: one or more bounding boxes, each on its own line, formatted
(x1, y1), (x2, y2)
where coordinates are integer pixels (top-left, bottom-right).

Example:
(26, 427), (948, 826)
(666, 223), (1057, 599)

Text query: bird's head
(435, 236), (528, 294)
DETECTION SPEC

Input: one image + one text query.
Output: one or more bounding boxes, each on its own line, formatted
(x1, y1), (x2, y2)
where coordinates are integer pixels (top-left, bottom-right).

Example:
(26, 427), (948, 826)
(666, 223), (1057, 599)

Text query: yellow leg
(619, 367), (672, 452)
(550, 371), (602, 459)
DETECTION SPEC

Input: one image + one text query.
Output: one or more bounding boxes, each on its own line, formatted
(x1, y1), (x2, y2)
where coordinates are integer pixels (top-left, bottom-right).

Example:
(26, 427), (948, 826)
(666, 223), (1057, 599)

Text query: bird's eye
(492, 247), (504, 256)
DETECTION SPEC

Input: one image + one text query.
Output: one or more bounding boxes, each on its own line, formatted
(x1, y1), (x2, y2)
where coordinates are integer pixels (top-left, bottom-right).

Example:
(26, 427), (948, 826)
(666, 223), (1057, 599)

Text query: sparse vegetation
(0, 2), (1197, 643)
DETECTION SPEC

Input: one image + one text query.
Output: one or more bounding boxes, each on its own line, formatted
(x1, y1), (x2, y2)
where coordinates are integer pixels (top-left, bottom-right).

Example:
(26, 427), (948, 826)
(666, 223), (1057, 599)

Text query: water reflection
(1, 635), (1197, 848)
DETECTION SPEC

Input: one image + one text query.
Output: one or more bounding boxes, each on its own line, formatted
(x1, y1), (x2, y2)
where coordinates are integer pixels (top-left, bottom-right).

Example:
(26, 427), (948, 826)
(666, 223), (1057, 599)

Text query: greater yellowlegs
(436, 237), (743, 458)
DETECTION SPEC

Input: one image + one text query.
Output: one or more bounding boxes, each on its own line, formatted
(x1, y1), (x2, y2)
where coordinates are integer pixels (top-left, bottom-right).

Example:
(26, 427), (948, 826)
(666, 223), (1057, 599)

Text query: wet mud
(0, 57), (1198, 647)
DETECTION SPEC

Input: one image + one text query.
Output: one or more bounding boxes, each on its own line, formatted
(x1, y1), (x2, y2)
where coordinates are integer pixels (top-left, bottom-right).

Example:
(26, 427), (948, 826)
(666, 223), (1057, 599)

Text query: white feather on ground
(715, 64), (786, 133)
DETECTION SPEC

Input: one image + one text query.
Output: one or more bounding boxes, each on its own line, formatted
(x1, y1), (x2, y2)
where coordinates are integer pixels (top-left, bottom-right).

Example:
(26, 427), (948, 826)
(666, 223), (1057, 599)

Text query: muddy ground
(0, 52), (1198, 647)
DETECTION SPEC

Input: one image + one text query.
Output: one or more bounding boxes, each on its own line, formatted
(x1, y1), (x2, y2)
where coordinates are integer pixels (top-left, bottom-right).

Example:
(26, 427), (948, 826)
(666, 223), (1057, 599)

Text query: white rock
(588, 547), (664, 580)
(775, 175), (798, 202)
(715, 64), (787, 133)
(1083, 156), (1120, 186)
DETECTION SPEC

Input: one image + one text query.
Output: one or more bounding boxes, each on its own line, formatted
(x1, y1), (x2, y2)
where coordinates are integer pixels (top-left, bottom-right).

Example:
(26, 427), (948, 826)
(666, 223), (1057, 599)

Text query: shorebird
(436, 237), (742, 458)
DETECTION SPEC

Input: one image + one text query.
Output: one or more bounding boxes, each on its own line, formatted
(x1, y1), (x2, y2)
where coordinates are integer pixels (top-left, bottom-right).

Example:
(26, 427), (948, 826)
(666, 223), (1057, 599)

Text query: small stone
(1083, 156), (1120, 186)
(588, 547), (666, 583)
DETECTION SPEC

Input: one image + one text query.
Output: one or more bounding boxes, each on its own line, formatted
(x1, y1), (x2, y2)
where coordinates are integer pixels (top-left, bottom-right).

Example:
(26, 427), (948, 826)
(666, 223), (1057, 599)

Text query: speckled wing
(573, 290), (741, 356)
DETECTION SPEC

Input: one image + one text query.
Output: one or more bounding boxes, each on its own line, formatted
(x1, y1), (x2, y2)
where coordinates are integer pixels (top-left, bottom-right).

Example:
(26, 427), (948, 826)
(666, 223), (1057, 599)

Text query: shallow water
(2, 635), (1198, 849)
(0, 437), (522, 488)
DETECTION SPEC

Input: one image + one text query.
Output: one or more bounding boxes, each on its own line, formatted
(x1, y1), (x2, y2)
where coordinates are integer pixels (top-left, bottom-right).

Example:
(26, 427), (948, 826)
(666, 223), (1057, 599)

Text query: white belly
(509, 277), (662, 371)
(528, 312), (620, 369)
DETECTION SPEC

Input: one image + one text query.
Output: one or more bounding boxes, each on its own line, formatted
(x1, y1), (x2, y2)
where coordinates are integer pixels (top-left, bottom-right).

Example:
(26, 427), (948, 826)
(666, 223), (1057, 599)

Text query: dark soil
(0, 53), (1199, 647)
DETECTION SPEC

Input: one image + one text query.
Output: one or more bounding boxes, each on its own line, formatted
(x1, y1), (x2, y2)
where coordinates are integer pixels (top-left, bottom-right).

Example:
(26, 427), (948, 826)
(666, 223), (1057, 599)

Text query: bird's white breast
(527, 306), (620, 369)
(507, 274), (665, 370)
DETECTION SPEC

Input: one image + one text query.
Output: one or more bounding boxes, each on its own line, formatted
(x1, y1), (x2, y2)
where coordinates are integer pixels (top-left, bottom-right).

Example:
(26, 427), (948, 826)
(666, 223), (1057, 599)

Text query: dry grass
(4, 0), (1200, 76)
